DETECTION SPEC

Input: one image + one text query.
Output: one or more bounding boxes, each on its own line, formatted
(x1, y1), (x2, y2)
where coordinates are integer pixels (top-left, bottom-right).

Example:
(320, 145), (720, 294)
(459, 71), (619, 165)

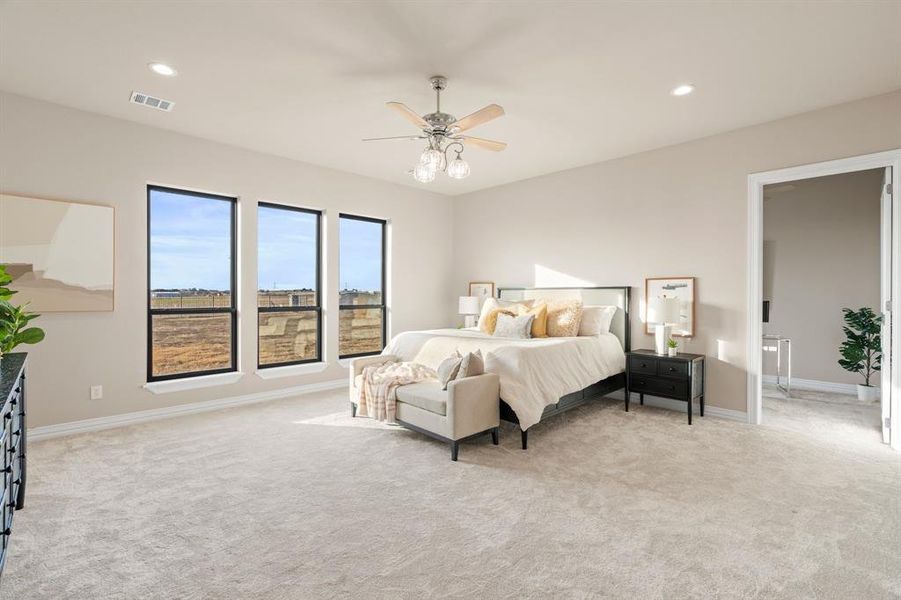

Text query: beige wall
(452, 91), (901, 413)
(3, 90), (900, 426)
(762, 170), (884, 385)
(0, 93), (455, 428)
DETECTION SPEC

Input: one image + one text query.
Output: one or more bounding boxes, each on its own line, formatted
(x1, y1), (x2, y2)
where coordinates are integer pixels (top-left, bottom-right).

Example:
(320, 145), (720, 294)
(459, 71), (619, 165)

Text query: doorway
(762, 170), (884, 444)
(747, 150), (901, 450)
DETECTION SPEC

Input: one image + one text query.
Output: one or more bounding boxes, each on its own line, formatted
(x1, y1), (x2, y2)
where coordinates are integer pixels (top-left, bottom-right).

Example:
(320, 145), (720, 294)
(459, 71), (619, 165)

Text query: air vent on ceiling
(130, 91), (175, 112)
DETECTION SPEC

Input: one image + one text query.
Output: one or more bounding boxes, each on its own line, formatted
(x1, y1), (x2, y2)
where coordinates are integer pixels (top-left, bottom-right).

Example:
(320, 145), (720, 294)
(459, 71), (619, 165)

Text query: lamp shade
(458, 296), (481, 316)
(647, 296), (681, 325)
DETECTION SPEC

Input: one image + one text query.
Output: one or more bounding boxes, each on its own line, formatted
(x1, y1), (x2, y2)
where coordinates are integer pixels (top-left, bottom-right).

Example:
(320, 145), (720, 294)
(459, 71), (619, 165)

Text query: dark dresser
(625, 349), (704, 424)
(0, 353), (26, 576)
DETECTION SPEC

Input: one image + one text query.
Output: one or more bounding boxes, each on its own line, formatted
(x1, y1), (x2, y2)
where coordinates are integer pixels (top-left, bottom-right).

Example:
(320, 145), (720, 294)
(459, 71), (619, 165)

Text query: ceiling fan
(363, 76), (507, 182)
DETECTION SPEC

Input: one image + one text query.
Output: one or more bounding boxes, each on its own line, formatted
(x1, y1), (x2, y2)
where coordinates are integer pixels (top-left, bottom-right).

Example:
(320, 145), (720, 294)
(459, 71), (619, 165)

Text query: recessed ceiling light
(671, 84), (695, 97)
(148, 62), (177, 77)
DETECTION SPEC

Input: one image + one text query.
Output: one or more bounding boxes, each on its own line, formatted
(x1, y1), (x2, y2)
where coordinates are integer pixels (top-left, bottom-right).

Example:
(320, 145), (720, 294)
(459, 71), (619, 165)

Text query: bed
(383, 286), (631, 448)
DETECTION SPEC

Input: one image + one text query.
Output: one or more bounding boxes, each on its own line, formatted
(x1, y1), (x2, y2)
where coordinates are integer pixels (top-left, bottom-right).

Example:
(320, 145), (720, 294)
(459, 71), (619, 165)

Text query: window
(339, 214), (386, 358)
(147, 186), (237, 381)
(257, 203), (322, 367)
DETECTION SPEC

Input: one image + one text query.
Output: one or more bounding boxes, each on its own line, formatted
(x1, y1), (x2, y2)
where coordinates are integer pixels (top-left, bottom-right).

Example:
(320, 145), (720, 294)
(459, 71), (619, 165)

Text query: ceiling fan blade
(450, 104), (504, 132)
(460, 135), (507, 152)
(386, 101), (429, 129)
(362, 135), (426, 142)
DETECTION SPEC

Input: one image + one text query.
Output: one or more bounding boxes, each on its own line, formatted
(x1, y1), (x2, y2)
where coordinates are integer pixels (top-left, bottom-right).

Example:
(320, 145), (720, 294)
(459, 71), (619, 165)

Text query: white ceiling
(2, 1), (899, 196)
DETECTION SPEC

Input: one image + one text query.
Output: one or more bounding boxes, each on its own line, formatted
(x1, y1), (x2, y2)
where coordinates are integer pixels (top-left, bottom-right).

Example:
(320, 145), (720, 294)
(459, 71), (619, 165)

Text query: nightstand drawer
(630, 376), (689, 400)
(657, 359), (688, 379)
(629, 355), (657, 375)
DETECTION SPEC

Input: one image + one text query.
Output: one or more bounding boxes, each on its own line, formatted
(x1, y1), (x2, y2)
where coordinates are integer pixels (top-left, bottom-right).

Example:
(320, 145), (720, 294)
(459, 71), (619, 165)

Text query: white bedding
(383, 328), (625, 429)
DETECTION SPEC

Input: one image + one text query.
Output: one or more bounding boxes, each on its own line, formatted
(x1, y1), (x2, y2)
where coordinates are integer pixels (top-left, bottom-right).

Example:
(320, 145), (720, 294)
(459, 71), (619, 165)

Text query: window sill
(337, 358), (355, 368)
(143, 371), (244, 395)
(256, 362), (329, 379)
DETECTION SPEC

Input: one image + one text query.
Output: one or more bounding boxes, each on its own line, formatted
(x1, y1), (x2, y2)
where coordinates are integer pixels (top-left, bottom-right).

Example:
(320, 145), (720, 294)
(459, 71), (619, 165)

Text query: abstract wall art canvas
(0, 194), (114, 312)
(645, 276), (695, 337)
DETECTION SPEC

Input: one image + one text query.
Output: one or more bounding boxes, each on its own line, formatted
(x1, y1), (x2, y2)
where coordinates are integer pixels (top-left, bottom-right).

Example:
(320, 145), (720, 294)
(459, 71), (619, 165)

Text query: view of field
(151, 312), (232, 377)
(150, 289), (383, 376)
(258, 310), (317, 366)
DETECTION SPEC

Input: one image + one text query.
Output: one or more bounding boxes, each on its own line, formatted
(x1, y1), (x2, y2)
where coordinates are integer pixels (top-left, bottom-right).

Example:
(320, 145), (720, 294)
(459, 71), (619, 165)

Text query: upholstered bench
(350, 355), (500, 461)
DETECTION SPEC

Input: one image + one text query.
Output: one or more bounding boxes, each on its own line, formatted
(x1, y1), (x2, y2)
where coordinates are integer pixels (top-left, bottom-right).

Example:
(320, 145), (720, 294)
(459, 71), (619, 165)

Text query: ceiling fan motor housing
(424, 112), (456, 130)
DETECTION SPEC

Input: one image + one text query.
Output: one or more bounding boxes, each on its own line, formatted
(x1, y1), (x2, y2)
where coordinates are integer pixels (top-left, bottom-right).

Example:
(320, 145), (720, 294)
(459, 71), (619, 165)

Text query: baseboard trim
(29, 379), (348, 441)
(606, 392), (748, 422)
(761, 375), (857, 395)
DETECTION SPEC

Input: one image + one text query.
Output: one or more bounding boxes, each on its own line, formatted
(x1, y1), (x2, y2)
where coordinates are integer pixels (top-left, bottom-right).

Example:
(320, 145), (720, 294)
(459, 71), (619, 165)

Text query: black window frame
(147, 185), (238, 382)
(256, 202), (323, 369)
(338, 213), (387, 359)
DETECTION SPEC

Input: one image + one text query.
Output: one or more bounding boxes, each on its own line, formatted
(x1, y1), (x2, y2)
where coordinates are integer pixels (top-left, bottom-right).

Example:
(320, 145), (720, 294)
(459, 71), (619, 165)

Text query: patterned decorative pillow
(481, 308), (516, 334)
(493, 313), (535, 339)
(436, 351), (463, 390)
(516, 302), (549, 338)
(456, 350), (485, 379)
(545, 299), (584, 337)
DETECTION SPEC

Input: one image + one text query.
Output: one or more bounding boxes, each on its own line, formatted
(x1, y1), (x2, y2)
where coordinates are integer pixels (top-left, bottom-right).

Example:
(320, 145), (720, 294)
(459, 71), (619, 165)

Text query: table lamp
(459, 296), (480, 328)
(647, 296), (681, 355)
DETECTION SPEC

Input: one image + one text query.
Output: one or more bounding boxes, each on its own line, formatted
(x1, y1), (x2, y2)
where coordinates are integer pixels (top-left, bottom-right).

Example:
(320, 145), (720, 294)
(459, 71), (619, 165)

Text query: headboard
(497, 286), (631, 351)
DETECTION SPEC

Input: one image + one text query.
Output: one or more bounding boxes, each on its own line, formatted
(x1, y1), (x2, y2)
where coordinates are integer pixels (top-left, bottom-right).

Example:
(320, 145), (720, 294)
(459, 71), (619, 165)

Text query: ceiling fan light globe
(412, 162), (436, 183)
(420, 147), (442, 169)
(447, 157), (470, 179)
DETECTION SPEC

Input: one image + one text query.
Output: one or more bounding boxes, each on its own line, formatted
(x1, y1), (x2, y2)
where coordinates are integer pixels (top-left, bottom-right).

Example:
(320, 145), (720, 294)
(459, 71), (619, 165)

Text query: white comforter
(383, 328), (625, 429)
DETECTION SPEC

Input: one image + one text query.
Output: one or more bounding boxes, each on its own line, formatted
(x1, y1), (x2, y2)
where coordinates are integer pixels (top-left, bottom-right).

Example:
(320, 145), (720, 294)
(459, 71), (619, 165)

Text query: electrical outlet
(90, 385), (103, 400)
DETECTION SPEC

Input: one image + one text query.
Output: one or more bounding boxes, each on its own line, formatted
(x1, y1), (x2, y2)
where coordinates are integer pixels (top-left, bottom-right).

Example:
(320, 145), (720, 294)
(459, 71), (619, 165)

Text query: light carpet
(763, 383), (883, 451)
(3, 388), (899, 599)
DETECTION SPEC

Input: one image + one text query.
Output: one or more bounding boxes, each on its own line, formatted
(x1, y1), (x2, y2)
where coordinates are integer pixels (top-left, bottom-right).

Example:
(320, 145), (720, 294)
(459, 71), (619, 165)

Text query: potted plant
(666, 337), (678, 357)
(838, 307), (881, 402)
(0, 265), (45, 363)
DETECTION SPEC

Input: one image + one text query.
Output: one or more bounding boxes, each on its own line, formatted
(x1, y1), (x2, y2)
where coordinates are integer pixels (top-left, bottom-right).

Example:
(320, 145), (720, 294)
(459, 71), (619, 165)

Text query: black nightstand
(625, 349), (705, 424)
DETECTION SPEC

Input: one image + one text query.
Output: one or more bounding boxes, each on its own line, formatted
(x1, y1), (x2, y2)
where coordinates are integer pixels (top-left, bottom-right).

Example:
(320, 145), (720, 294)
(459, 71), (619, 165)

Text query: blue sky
(339, 217), (382, 292)
(150, 189), (382, 291)
(258, 204), (317, 290)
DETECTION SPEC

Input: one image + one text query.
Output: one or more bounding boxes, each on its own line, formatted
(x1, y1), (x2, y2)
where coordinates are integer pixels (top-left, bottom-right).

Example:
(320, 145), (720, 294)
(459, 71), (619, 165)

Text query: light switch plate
(90, 385), (103, 400)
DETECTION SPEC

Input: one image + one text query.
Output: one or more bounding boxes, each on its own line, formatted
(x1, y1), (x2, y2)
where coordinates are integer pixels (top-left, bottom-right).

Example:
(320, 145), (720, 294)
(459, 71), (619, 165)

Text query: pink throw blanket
(356, 361), (436, 422)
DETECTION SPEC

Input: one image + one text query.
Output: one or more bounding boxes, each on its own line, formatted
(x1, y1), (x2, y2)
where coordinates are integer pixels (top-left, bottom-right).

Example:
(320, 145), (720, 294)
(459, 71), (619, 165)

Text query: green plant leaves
(0, 264), (45, 354)
(837, 307), (882, 386)
(14, 327), (45, 345)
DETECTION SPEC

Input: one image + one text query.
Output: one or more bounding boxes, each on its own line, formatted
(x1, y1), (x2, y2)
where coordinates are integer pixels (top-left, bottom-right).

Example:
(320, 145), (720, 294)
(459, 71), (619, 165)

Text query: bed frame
(496, 286), (631, 449)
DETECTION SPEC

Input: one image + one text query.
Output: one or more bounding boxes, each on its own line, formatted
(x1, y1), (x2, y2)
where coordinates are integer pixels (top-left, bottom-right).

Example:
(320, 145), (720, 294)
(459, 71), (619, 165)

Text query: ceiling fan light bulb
(420, 147), (442, 169)
(412, 162), (436, 183)
(447, 157), (470, 179)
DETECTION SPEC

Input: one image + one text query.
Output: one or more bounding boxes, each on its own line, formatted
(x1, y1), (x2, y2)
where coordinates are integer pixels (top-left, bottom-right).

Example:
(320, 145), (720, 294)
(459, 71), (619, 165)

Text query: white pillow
(579, 305), (617, 336)
(476, 297), (534, 331)
(456, 350), (484, 379)
(436, 351), (463, 390)
(493, 313), (535, 339)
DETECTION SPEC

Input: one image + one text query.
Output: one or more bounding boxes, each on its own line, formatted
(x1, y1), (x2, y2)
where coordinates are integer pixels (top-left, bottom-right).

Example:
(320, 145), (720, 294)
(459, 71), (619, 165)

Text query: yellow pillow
(516, 303), (548, 338)
(481, 308), (516, 334)
(545, 299), (584, 337)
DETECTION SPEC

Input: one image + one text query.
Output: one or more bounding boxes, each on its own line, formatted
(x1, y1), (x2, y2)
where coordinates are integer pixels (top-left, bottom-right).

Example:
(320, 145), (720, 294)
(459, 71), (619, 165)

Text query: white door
(880, 167), (893, 444)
